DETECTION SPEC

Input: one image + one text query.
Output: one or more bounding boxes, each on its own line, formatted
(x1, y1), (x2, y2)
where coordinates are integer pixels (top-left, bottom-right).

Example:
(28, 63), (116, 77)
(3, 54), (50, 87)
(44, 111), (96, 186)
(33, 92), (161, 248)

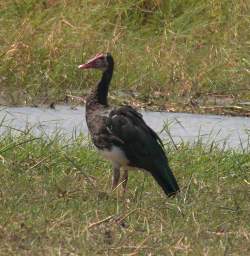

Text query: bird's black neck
(89, 64), (113, 106)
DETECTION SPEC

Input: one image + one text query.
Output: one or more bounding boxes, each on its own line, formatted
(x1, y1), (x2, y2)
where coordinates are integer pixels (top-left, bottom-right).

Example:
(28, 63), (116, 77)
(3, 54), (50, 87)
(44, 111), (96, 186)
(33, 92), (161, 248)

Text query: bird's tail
(150, 164), (179, 197)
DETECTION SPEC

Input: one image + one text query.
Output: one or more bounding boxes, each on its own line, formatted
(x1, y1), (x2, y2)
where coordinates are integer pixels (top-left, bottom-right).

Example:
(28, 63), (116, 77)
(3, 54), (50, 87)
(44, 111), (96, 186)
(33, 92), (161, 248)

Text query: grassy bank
(0, 0), (250, 115)
(0, 131), (249, 255)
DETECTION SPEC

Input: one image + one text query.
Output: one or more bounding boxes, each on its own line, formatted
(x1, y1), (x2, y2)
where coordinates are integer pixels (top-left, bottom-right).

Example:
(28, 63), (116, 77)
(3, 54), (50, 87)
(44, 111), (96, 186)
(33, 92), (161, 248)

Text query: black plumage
(79, 53), (179, 196)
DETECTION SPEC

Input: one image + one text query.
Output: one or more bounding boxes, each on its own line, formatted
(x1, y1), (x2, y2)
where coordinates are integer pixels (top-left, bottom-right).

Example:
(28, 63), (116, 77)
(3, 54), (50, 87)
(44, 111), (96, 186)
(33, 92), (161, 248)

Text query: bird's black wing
(107, 106), (179, 196)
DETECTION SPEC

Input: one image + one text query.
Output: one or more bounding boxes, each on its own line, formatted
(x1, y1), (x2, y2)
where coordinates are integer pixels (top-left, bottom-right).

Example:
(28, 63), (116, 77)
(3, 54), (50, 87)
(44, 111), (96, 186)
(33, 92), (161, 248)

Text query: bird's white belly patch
(99, 146), (129, 166)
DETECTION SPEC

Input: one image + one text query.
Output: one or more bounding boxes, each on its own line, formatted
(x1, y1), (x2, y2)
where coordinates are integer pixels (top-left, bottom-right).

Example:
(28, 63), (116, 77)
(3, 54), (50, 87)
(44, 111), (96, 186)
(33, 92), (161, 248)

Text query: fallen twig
(126, 236), (151, 256)
(115, 209), (137, 225)
(87, 215), (115, 230)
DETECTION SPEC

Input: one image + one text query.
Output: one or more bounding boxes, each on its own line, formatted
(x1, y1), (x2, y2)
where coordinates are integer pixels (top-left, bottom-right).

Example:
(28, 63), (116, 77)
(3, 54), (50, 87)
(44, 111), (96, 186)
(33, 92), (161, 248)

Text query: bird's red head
(78, 53), (109, 71)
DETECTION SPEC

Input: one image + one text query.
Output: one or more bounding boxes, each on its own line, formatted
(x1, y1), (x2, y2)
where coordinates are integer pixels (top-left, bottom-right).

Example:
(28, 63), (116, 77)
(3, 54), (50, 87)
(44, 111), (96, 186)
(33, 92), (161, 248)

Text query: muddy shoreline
(0, 92), (249, 118)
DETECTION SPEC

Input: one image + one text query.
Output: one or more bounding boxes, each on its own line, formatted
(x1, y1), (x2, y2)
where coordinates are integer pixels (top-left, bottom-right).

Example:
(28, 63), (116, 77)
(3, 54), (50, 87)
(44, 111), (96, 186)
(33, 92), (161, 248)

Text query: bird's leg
(112, 166), (120, 191)
(121, 169), (128, 193)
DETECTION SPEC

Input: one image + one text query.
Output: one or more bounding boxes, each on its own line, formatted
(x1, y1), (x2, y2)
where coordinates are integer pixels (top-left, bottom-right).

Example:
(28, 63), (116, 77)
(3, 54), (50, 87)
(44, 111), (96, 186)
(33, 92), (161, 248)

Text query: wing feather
(107, 106), (167, 169)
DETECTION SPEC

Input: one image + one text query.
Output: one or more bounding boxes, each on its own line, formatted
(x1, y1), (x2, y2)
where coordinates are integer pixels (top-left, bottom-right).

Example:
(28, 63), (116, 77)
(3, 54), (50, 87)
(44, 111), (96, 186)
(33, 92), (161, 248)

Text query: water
(0, 105), (249, 150)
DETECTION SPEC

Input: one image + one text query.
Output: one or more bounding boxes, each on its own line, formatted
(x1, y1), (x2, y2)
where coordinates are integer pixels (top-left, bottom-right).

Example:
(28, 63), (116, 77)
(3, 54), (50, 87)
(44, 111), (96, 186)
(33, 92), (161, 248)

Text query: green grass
(0, 131), (249, 255)
(0, 0), (249, 113)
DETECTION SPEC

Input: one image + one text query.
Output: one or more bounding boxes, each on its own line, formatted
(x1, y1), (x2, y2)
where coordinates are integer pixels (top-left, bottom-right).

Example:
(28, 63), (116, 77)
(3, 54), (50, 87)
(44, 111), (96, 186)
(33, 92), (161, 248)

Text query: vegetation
(1, 1), (249, 253)
(0, 130), (249, 255)
(0, 0), (249, 114)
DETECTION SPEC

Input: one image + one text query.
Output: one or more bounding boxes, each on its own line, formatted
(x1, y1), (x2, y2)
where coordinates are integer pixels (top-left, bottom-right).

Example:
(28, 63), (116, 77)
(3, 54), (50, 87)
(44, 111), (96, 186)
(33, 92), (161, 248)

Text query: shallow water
(0, 105), (249, 150)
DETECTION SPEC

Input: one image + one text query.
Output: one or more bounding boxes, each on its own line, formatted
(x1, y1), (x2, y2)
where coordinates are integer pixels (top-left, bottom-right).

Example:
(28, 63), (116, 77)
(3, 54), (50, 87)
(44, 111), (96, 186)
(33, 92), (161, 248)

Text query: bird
(78, 53), (179, 196)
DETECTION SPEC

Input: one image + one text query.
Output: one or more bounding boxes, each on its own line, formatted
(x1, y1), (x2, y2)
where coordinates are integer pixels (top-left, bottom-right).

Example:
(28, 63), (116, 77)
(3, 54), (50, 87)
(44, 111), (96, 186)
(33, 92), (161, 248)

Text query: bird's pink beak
(78, 53), (104, 69)
(78, 63), (92, 69)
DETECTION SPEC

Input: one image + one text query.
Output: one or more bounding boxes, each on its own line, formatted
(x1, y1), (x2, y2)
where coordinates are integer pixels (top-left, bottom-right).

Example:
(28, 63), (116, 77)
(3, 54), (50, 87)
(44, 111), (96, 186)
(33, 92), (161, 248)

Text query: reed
(0, 0), (249, 113)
